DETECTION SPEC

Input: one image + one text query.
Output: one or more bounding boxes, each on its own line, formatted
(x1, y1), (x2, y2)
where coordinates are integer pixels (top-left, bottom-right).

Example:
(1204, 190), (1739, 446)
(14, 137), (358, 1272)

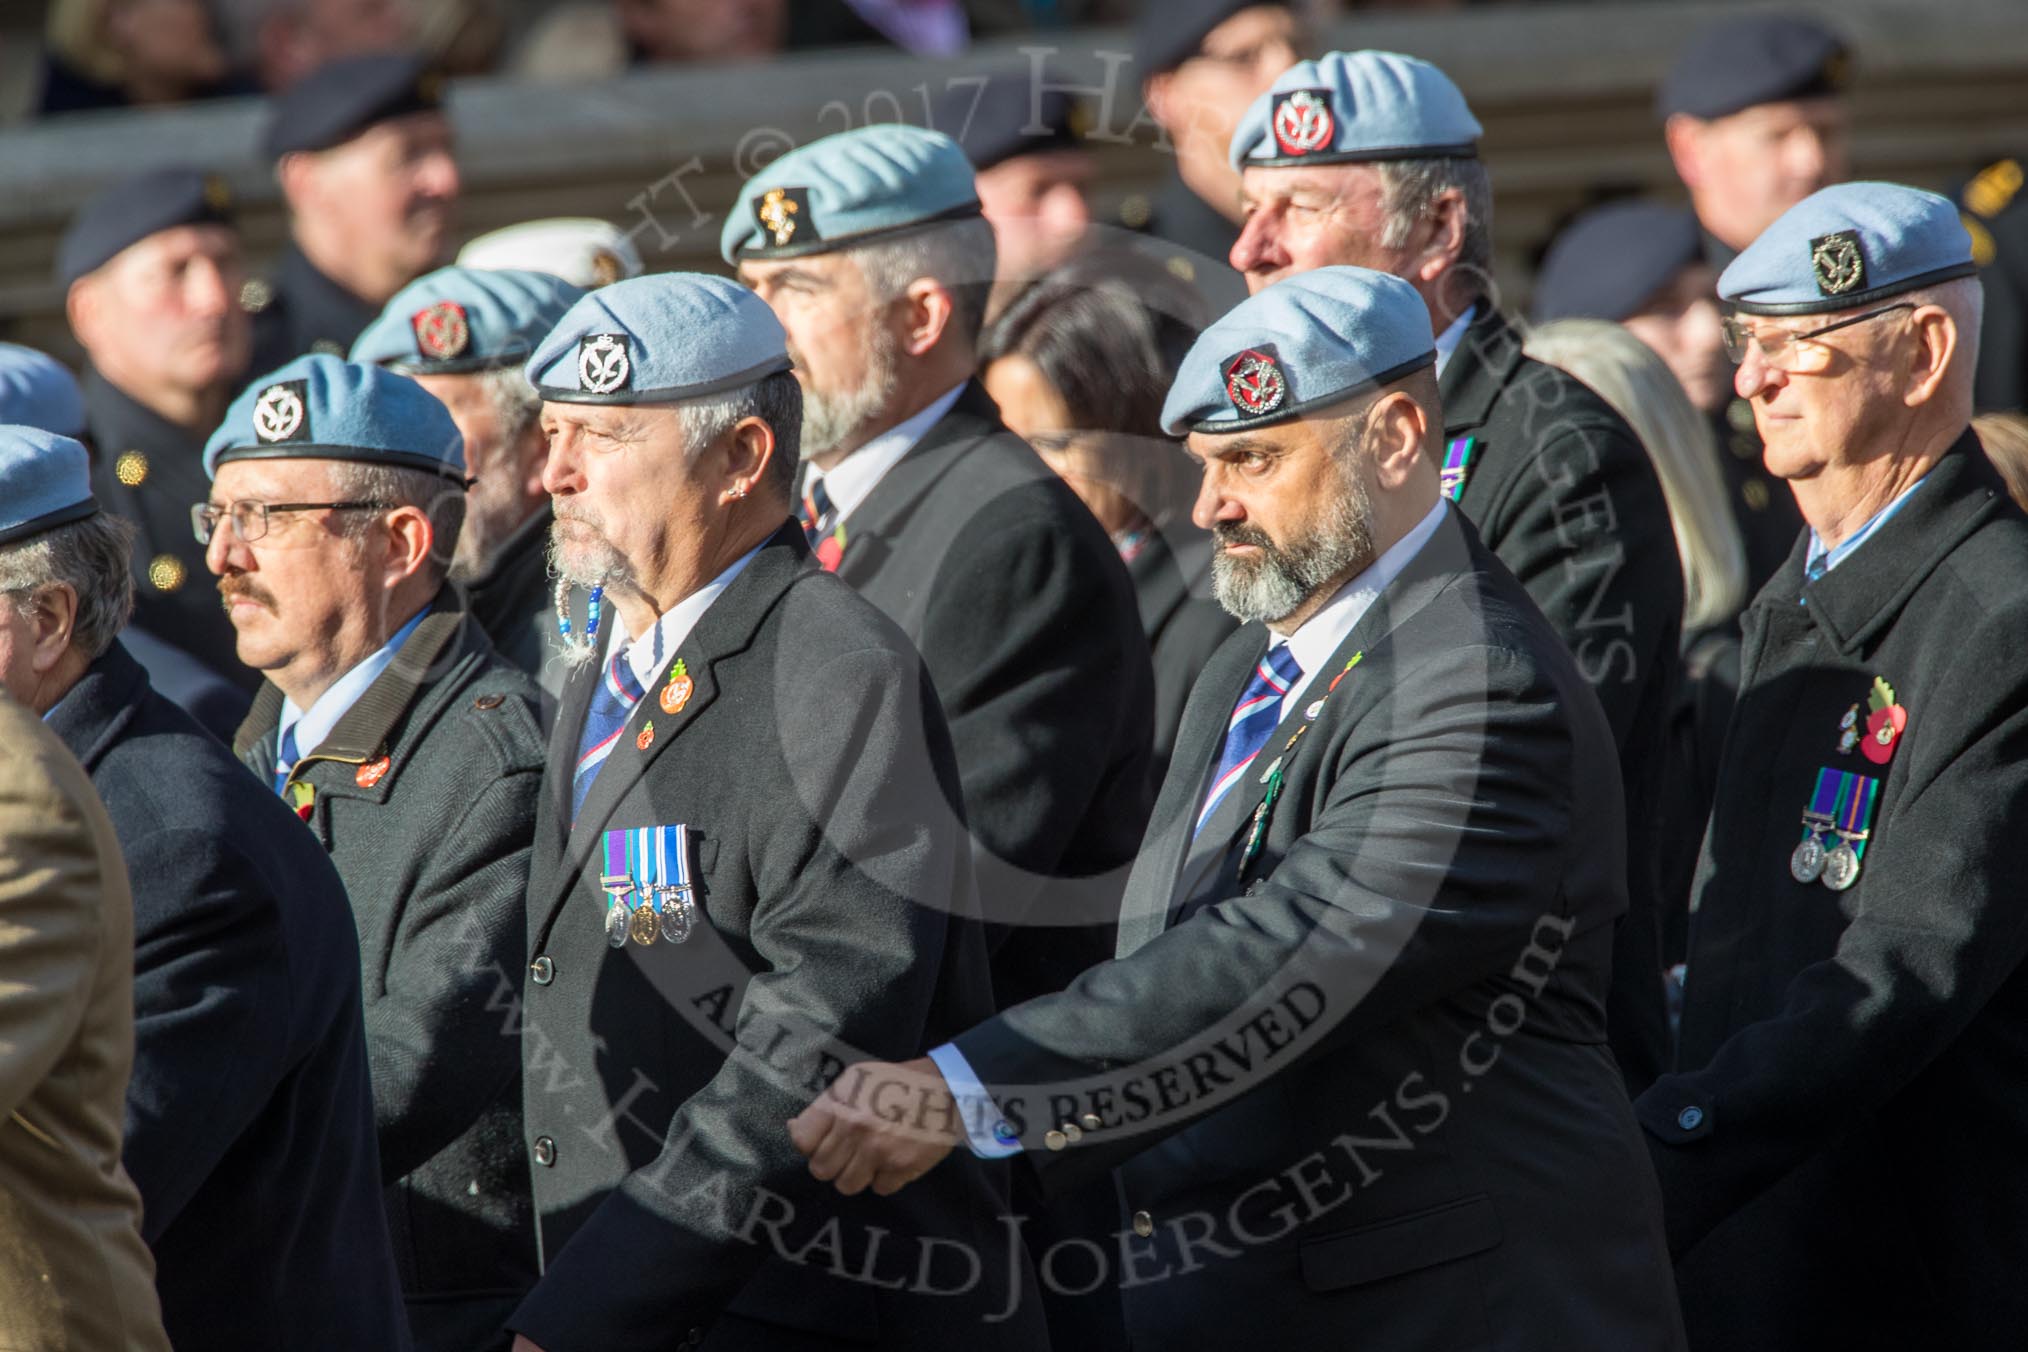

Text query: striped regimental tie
(571, 644), (645, 822)
(1194, 643), (1303, 838)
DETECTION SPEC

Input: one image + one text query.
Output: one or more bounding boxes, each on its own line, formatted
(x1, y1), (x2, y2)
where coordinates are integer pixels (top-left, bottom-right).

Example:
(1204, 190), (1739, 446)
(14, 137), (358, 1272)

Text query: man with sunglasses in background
(200, 354), (546, 1352)
(1638, 182), (2028, 1352)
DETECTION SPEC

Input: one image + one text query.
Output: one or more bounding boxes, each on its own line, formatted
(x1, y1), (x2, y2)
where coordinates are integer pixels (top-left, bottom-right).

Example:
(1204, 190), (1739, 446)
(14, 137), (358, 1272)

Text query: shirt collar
(806, 382), (966, 523)
(1804, 471), (1930, 578)
(279, 603), (432, 759)
(605, 539), (766, 690)
(1272, 497), (1449, 709)
(1432, 305), (1477, 376)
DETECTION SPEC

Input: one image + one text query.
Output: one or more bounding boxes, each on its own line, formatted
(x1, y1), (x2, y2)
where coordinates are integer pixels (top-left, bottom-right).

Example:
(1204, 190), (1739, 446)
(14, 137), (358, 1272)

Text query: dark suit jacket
(247, 241), (381, 374)
(832, 381), (1156, 1008)
(46, 641), (409, 1352)
(1641, 439), (2028, 1351)
(236, 599), (544, 1352)
(953, 507), (1686, 1351)
(509, 523), (1044, 1352)
(1442, 306), (1685, 1092)
(1129, 523), (1237, 787)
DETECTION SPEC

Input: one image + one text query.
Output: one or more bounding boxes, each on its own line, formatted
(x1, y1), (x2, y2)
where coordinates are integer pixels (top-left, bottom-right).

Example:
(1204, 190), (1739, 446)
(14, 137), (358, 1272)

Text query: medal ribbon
(605, 825), (692, 914)
(1439, 435), (1476, 502)
(1836, 772), (1880, 860)
(1806, 767), (1843, 822)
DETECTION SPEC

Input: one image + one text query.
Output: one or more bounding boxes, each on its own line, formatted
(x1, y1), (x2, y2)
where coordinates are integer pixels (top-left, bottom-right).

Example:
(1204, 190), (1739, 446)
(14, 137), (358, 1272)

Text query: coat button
(530, 956), (554, 986)
(147, 554), (186, 592)
(114, 450), (149, 486)
(473, 692), (504, 710)
(1044, 1129), (1067, 1152)
(1061, 1121), (1083, 1143)
(1677, 1106), (1705, 1131)
(533, 1135), (556, 1167)
(1080, 1112), (1102, 1131)
(1131, 1210), (1154, 1238)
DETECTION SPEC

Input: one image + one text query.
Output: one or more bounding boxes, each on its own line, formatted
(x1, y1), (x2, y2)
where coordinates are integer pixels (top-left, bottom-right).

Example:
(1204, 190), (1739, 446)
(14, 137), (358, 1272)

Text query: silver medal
(604, 901), (630, 948)
(1790, 834), (1826, 884)
(1821, 842), (1861, 891)
(657, 885), (696, 944)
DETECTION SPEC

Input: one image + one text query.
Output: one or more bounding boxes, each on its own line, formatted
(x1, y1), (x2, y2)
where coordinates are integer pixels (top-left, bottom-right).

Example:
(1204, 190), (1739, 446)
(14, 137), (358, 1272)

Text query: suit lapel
(832, 382), (1007, 587)
(533, 527), (814, 937)
(1438, 306), (1524, 437)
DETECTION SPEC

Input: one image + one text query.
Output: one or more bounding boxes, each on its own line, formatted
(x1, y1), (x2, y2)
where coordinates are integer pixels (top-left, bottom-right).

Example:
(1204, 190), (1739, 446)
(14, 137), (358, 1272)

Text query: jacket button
(530, 956), (554, 986)
(1044, 1129), (1067, 1152)
(1080, 1112), (1102, 1131)
(473, 692), (505, 710)
(1061, 1121), (1083, 1143)
(1131, 1210), (1154, 1238)
(1677, 1106), (1705, 1131)
(533, 1135), (556, 1167)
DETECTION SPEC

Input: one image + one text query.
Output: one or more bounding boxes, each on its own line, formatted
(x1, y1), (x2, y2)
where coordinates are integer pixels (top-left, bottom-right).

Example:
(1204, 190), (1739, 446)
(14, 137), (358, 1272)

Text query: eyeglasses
(1720, 302), (1915, 372)
(190, 499), (389, 545)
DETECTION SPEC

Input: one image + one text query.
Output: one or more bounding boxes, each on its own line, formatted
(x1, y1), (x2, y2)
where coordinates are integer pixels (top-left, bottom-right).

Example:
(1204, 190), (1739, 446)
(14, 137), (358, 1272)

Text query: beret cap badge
(1811, 230), (1867, 297)
(577, 334), (632, 394)
(252, 380), (309, 443)
(410, 299), (471, 361)
(757, 187), (812, 248)
(1223, 347), (1289, 417)
(1272, 90), (1335, 158)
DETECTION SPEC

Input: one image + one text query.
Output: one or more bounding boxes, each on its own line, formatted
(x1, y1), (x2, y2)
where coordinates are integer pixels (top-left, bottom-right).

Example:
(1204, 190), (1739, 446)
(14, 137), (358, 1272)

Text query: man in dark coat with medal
(351, 265), (585, 687)
(204, 356), (545, 1352)
(787, 267), (1686, 1352)
(1637, 183), (2028, 1352)
(1226, 50), (1685, 1092)
(503, 274), (1042, 1352)
(0, 426), (408, 1352)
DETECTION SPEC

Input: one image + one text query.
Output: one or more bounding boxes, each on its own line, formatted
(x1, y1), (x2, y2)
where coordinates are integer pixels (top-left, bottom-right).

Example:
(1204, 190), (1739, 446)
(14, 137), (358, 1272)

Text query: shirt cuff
(926, 1042), (1020, 1159)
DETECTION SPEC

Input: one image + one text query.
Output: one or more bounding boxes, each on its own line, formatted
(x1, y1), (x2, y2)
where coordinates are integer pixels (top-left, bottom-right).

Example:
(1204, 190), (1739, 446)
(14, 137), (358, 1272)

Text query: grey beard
(546, 506), (635, 592)
(798, 328), (900, 461)
(1210, 470), (1376, 625)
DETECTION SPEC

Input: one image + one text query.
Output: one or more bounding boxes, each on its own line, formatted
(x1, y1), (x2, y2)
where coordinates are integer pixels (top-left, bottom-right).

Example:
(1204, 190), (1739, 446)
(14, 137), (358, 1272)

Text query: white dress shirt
(931, 497), (1454, 1157)
(804, 382), (966, 525)
(1433, 305), (1477, 376)
(276, 604), (431, 770)
(604, 541), (764, 691)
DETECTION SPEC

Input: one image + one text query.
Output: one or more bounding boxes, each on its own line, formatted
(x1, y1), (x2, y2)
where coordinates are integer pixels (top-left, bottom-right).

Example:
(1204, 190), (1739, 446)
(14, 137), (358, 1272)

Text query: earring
(731, 483), (748, 500)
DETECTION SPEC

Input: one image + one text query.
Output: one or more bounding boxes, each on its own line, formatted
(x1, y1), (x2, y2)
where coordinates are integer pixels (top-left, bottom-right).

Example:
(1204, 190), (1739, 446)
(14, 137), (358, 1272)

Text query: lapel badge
(285, 780), (316, 822)
(1861, 676), (1906, 765)
(1222, 345), (1288, 418)
(1811, 229), (1868, 297)
(635, 719), (656, 751)
(411, 299), (471, 360)
(756, 187), (815, 248)
(577, 333), (631, 394)
(659, 659), (693, 715)
(355, 754), (391, 788)
(252, 379), (309, 443)
(1326, 651), (1365, 694)
(1271, 89), (1335, 157)
(1837, 703), (1861, 754)
(1305, 699), (1325, 720)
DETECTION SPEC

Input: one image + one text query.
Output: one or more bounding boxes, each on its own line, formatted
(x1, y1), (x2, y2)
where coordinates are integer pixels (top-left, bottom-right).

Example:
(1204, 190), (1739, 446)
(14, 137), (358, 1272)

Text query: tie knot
(807, 479), (835, 521)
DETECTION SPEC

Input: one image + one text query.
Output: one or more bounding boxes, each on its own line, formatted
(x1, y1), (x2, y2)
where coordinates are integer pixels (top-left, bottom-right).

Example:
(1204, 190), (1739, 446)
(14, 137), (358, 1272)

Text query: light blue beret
(1718, 181), (1979, 317)
(1160, 266), (1436, 436)
(1229, 51), (1482, 172)
(0, 344), (86, 438)
(526, 273), (792, 406)
(351, 266), (585, 375)
(205, 353), (465, 481)
(0, 426), (97, 547)
(719, 124), (981, 264)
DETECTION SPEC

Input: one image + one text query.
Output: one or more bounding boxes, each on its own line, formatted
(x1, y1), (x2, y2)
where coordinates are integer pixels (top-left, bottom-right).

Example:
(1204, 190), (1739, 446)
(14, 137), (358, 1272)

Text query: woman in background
(982, 249), (1235, 785)
(1525, 317), (1756, 1018)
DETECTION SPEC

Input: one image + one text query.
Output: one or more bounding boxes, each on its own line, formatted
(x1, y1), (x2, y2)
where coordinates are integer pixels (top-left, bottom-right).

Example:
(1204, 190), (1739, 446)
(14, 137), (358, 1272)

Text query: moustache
(1213, 523), (1276, 552)
(217, 575), (275, 611)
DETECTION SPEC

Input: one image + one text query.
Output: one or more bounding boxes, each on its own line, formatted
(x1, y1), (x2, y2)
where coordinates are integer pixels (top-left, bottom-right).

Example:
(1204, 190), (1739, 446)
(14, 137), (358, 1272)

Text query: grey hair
(481, 364), (541, 445)
(1523, 318), (1748, 632)
(852, 216), (999, 351)
(330, 462), (468, 581)
(674, 369), (805, 499)
(0, 512), (138, 659)
(1905, 276), (1986, 377)
(1375, 156), (1495, 293)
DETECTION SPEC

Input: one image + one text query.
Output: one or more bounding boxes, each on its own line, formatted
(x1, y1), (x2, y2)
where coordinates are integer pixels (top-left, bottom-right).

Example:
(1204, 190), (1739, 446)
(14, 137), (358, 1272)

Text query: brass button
(147, 554), (186, 592)
(530, 956), (554, 986)
(239, 277), (274, 312)
(1117, 193), (1150, 228)
(1165, 255), (1196, 283)
(473, 692), (504, 710)
(1131, 1210), (1154, 1238)
(1061, 1121), (1083, 1143)
(1742, 479), (1771, 511)
(1079, 1112), (1102, 1131)
(532, 1135), (556, 1167)
(1043, 1129), (1067, 1152)
(1726, 398), (1756, 433)
(114, 450), (149, 486)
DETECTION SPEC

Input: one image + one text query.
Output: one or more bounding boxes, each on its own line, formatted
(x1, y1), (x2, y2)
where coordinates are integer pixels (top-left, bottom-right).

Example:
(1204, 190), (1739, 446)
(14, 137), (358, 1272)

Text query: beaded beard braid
(553, 578), (604, 668)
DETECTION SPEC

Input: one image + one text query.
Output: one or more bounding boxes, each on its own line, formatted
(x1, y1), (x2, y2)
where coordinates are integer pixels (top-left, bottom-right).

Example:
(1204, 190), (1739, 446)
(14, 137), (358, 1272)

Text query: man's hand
(510, 1338), (546, 1352)
(787, 1056), (962, 1196)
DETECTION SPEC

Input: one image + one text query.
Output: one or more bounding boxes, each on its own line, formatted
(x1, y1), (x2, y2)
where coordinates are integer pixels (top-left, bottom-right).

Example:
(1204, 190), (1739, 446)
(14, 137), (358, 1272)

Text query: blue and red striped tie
(1195, 644), (1303, 837)
(571, 644), (645, 822)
